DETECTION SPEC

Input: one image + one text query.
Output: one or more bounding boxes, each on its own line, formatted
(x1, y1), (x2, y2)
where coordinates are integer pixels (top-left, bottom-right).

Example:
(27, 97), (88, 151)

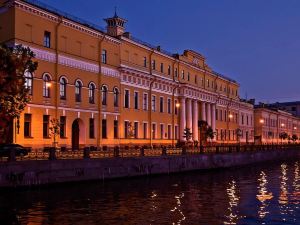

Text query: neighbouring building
(1, 0), (255, 149)
(269, 101), (300, 117)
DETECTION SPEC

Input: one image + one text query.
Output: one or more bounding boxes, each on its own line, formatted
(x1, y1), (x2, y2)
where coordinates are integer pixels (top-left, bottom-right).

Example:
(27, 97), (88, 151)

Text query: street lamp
(259, 119), (264, 124)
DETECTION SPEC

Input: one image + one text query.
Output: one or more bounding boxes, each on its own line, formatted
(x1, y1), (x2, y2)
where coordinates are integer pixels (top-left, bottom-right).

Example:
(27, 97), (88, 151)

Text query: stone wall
(0, 149), (299, 188)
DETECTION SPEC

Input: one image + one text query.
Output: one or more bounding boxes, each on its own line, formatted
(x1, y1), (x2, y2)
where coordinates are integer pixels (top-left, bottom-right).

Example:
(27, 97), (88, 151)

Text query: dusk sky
(39, 0), (300, 103)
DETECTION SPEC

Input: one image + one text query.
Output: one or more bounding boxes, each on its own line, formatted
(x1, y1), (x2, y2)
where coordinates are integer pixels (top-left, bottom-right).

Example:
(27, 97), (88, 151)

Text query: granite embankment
(0, 148), (299, 188)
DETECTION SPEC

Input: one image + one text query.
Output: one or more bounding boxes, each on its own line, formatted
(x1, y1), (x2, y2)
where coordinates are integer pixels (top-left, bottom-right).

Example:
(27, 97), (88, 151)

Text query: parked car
(0, 144), (29, 157)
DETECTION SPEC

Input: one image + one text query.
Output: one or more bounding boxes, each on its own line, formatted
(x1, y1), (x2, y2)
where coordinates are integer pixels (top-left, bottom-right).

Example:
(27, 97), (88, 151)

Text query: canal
(0, 159), (300, 225)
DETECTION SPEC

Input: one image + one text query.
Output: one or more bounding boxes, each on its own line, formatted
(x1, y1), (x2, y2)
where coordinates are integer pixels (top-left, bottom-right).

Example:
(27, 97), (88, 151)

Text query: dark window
(102, 119), (107, 138)
(44, 31), (51, 48)
(216, 109), (218, 121)
(143, 123), (147, 139)
(75, 80), (82, 102)
(114, 120), (118, 138)
(175, 68), (178, 77)
(24, 71), (33, 95)
(134, 122), (138, 138)
(168, 125), (171, 139)
(175, 100), (178, 115)
(187, 72), (190, 81)
(167, 99), (171, 114)
(160, 63), (164, 73)
(89, 83), (95, 104)
(181, 70), (185, 79)
(24, 114), (31, 137)
(101, 85), (108, 105)
(60, 116), (66, 138)
(152, 60), (156, 70)
(160, 124), (164, 139)
(124, 90), (129, 108)
(59, 77), (67, 99)
(160, 97), (164, 113)
(124, 121), (129, 138)
(43, 74), (51, 98)
(143, 93), (148, 110)
(89, 118), (95, 138)
(134, 92), (139, 109)
(194, 75), (197, 84)
(102, 49), (107, 64)
(152, 123), (156, 139)
(143, 57), (147, 67)
(113, 87), (119, 107)
(168, 65), (171, 75)
(151, 95), (156, 112)
(43, 115), (49, 138)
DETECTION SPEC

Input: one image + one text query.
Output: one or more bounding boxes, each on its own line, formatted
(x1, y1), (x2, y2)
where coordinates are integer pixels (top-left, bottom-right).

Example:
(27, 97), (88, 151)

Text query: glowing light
(175, 103), (180, 108)
(46, 82), (52, 87)
(229, 114), (233, 119)
(281, 123), (285, 127)
(259, 119), (264, 124)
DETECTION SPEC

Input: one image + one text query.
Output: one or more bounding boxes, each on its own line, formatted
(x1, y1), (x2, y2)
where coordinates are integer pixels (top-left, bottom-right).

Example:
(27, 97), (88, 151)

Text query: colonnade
(179, 98), (216, 142)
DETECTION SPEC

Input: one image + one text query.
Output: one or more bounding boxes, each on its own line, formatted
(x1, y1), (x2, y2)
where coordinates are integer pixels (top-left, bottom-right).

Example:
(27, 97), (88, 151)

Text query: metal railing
(1, 144), (300, 162)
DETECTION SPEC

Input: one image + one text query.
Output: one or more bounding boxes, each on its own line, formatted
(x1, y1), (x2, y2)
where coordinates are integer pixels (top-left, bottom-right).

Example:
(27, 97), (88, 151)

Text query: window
(143, 93), (148, 110)
(160, 124), (164, 139)
(175, 125), (178, 139)
(24, 114), (31, 137)
(113, 87), (119, 107)
(143, 57), (147, 67)
(89, 118), (95, 138)
(44, 31), (51, 48)
(134, 91), (139, 109)
(175, 100), (178, 115)
(159, 97), (164, 113)
(167, 98), (171, 114)
(167, 125), (171, 139)
(175, 68), (178, 77)
(124, 121), (129, 138)
(151, 60), (156, 70)
(151, 95), (156, 112)
(160, 63), (164, 73)
(60, 116), (66, 138)
(152, 123), (156, 139)
(24, 71), (33, 95)
(43, 115), (49, 138)
(187, 72), (190, 81)
(102, 119), (107, 138)
(101, 85), (108, 105)
(88, 83), (96, 104)
(181, 70), (185, 79)
(114, 120), (118, 138)
(75, 80), (82, 102)
(101, 49), (107, 64)
(195, 75), (197, 84)
(59, 77), (67, 99)
(143, 123), (147, 139)
(168, 65), (171, 75)
(134, 122), (138, 138)
(216, 109), (218, 121)
(43, 74), (51, 98)
(124, 90), (130, 108)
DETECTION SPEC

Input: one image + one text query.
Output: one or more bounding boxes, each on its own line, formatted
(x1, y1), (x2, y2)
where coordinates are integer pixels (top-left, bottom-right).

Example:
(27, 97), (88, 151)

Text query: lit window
(113, 87), (119, 107)
(75, 80), (82, 102)
(44, 31), (51, 48)
(88, 83), (96, 104)
(101, 49), (107, 64)
(101, 85), (108, 105)
(24, 71), (33, 95)
(43, 74), (51, 98)
(59, 77), (67, 99)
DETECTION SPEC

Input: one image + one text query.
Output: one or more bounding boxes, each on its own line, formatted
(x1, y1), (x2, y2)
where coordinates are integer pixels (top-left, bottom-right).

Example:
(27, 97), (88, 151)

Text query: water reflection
(170, 193), (185, 225)
(256, 171), (273, 219)
(224, 180), (240, 225)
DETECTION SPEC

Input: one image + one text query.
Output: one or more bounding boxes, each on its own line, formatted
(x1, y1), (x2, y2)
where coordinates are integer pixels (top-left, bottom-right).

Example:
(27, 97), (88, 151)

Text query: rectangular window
(152, 60), (156, 70)
(124, 90), (130, 108)
(159, 97), (164, 113)
(60, 116), (66, 138)
(124, 121), (129, 138)
(43, 115), (49, 138)
(168, 65), (171, 75)
(175, 100), (178, 115)
(143, 123), (147, 139)
(224, 110), (227, 122)
(24, 114), (31, 137)
(175, 125), (178, 139)
(220, 110), (223, 121)
(152, 123), (156, 139)
(152, 95), (156, 112)
(181, 70), (185, 79)
(143, 57), (147, 67)
(175, 68), (178, 77)
(167, 125), (171, 139)
(101, 49), (107, 64)
(160, 63), (164, 73)
(89, 118), (95, 139)
(134, 91), (139, 109)
(114, 120), (118, 138)
(102, 119), (107, 138)
(134, 122), (139, 139)
(44, 31), (51, 48)
(143, 93), (148, 110)
(187, 72), (190, 81)
(160, 124), (164, 139)
(167, 98), (171, 114)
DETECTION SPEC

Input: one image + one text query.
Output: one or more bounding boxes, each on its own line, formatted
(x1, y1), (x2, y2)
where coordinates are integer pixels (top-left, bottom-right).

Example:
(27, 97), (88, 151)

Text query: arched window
(89, 82), (96, 104)
(24, 71), (33, 95)
(101, 85), (108, 106)
(75, 80), (82, 102)
(59, 77), (67, 99)
(113, 87), (119, 107)
(43, 73), (51, 97)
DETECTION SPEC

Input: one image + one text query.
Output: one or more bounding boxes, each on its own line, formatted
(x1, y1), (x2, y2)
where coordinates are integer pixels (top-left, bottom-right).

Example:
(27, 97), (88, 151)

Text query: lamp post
(259, 118), (264, 144)
(172, 100), (180, 147)
(227, 113), (233, 144)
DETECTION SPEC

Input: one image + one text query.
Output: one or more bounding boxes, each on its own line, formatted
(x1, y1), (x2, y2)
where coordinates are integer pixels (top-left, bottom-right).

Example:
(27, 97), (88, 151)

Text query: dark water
(1, 160), (300, 225)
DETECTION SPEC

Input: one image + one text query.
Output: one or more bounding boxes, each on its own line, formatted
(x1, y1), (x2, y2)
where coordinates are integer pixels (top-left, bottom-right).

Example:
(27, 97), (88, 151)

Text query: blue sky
(39, 0), (300, 103)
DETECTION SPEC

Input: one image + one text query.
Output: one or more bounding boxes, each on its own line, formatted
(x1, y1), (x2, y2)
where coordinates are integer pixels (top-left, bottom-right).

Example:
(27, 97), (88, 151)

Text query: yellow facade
(0, 0), (255, 149)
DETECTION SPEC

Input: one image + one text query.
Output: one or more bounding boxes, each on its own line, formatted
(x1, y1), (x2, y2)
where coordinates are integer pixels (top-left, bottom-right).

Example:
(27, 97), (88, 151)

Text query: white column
(180, 98), (186, 141)
(201, 102), (206, 121)
(206, 103), (211, 126)
(211, 104), (216, 140)
(186, 99), (192, 130)
(192, 100), (199, 141)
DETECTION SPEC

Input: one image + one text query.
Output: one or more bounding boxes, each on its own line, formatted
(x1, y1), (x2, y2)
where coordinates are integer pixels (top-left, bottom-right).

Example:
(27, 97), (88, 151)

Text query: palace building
(0, 0), (255, 149)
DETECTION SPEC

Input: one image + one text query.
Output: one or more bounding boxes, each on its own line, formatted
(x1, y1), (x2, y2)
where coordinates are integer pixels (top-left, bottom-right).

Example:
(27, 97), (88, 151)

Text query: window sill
(60, 137), (68, 139)
(43, 137), (51, 139)
(24, 136), (34, 139)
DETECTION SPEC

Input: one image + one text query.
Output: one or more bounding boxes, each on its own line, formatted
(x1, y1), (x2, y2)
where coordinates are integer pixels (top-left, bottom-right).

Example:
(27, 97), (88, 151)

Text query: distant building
(268, 101), (300, 117)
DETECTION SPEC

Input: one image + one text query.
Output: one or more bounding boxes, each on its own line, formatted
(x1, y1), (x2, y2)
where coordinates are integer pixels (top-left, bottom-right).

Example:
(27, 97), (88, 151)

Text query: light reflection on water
(1, 160), (300, 225)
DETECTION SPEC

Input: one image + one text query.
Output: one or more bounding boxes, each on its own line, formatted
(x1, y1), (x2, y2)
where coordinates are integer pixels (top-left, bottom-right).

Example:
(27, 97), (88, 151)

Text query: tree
(205, 126), (216, 143)
(292, 134), (298, 143)
(0, 44), (38, 144)
(49, 118), (60, 147)
(236, 128), (242, 143)
(199, 120), (208, 146)
(279, 132), (288, 144)
(183, 127), (193, 142)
